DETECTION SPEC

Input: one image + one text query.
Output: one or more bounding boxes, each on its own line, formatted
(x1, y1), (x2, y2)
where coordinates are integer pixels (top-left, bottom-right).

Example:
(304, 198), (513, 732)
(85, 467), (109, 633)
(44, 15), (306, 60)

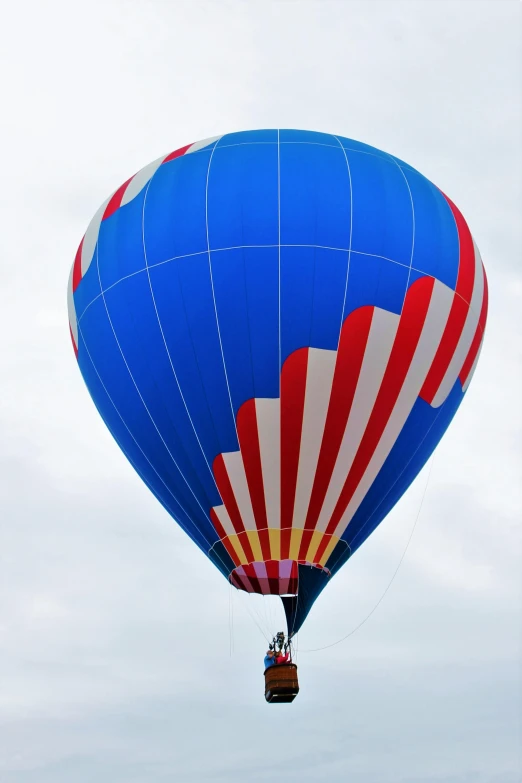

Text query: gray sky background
(0, 2), (521, 781)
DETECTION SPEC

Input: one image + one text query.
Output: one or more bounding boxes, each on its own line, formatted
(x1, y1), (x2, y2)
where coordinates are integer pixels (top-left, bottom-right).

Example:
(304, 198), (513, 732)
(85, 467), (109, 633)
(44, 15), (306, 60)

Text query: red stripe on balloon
(298, 529), (314, 560)
(236, 399), (270, 561)
(102, 177), (133, 220)
(266, 560), (280, 593)
(266, 560), (279, 579)
(243, 567), (262, 594)
(213, 455), (255, 563)
(280, 527), (292, 561)
(258, 529), (271, 562)
(313, 533), (333, 567)
(420, 194), (475, 404)
(322, 276), (435, 539)
(445, 194), (476, 304)
(209, 509), (239, 565)
(209, 508), (227, 541)
(302, 306), (374, 536)
(280, 347), (309, 558)
(459, 266), (488, 387)
(163, 144), (192, 163)
(72, 237), (84, 292)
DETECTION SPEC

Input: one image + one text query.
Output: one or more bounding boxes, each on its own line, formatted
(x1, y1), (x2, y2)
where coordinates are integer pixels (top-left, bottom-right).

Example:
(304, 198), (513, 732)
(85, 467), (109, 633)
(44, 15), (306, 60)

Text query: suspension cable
(299, 455), (435, 653)
(237, 591), (272, 643)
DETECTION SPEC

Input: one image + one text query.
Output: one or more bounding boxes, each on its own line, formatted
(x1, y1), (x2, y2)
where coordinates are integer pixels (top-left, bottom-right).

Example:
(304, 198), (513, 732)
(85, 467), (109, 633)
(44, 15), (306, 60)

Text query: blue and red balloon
(68, 129), (487, 634)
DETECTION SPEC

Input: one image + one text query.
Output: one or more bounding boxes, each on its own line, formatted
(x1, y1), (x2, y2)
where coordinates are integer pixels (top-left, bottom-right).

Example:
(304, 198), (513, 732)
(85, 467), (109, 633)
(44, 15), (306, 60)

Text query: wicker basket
(264, 663), (299, 703)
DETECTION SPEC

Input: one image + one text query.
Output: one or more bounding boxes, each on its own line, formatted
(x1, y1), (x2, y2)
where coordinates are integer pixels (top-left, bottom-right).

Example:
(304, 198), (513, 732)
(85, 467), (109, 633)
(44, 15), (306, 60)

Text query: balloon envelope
(68, 129), (488, 634)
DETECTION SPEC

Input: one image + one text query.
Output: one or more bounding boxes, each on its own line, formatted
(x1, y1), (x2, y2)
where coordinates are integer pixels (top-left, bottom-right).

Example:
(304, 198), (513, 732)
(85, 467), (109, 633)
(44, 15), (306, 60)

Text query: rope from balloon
(236, 591), (272, 643)
(298, 454), (436, 653)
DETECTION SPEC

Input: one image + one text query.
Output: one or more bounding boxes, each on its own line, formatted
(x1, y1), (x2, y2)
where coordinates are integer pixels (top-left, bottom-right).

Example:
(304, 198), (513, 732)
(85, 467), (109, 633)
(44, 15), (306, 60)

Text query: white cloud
(0, 1), (520, 781)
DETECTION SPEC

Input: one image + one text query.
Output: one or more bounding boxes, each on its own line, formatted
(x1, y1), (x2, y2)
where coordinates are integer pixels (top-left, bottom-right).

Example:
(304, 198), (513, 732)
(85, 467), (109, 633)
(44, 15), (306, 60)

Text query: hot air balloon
(68, 129), (488, 674)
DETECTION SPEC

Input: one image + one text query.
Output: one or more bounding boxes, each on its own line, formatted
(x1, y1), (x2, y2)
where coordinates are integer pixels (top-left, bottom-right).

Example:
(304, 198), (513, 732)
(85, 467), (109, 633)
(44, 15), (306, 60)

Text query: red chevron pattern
(211, 206), (488, 590)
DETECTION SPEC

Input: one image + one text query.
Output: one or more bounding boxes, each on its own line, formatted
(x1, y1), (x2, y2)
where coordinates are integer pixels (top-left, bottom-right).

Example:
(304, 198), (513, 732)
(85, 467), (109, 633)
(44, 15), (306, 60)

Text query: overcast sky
(0, 1), (521, 781)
